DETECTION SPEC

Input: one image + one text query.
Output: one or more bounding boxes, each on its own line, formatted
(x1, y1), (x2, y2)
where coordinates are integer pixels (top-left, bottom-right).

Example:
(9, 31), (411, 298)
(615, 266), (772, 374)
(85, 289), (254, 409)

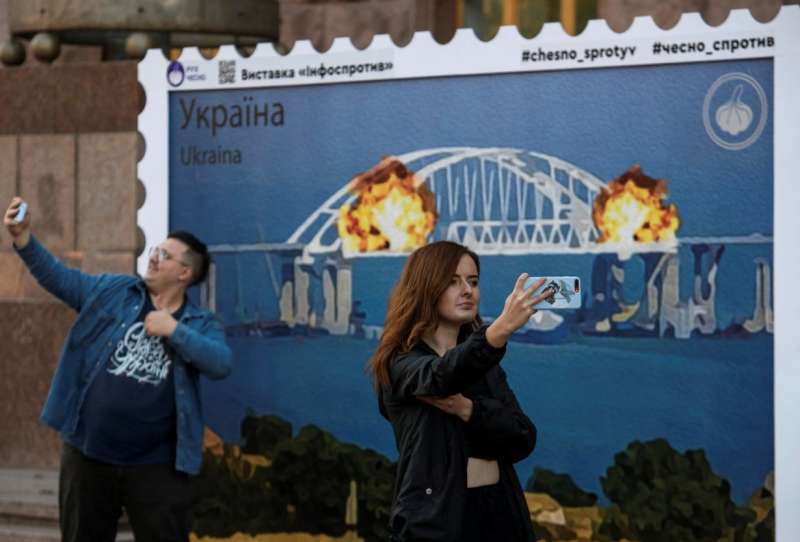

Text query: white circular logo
(167, 61), (185, 88)
(703, 72), (768, 151)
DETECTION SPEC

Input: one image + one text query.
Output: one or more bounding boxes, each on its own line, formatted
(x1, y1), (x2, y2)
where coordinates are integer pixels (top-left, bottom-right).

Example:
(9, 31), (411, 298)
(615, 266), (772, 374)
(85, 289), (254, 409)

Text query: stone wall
(0, 61), (139, 467)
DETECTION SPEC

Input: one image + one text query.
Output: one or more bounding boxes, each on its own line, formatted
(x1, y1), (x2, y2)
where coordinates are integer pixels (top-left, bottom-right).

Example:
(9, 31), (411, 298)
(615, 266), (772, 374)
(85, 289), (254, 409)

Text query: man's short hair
(168, 230), (210, 287)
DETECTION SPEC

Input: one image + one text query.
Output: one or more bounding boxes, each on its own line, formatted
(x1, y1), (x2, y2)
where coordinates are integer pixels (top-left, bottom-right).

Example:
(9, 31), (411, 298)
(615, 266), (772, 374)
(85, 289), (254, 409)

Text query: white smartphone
(14, 202), (28, 224)
(524, 276), (582, 309)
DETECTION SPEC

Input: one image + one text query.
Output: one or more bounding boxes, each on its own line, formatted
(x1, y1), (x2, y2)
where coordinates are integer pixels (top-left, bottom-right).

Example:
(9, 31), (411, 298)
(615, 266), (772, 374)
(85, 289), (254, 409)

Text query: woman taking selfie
(370, 241), (548, 542)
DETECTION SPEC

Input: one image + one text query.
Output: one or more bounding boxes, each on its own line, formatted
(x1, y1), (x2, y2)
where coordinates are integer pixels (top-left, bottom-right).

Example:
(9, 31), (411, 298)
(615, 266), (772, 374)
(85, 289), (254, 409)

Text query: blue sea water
(200, 333), (773, 505)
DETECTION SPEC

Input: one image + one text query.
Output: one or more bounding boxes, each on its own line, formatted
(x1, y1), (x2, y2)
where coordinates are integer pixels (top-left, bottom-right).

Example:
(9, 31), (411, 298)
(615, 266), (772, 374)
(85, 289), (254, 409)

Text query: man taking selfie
(4, 197), (233, 542)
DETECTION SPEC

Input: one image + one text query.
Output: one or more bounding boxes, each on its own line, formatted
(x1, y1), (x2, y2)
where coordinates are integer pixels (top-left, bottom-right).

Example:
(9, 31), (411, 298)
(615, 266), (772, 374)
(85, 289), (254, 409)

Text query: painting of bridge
(201, 147), (772, 341)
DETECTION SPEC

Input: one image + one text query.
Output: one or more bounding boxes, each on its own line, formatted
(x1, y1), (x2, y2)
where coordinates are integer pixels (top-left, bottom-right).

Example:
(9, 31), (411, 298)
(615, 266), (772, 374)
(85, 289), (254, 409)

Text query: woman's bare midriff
(466, 457), (500, 488)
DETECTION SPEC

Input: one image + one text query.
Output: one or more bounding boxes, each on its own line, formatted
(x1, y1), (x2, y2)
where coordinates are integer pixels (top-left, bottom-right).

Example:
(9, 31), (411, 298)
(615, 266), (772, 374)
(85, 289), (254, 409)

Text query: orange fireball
(338, 157), (438, 253)
(593, 165), (680, 243)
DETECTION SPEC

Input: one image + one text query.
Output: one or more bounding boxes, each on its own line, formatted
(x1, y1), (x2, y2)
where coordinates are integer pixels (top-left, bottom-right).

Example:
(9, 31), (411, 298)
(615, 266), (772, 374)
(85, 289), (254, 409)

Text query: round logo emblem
(702, 72), (768, 151)
(167, 61), (185, 88)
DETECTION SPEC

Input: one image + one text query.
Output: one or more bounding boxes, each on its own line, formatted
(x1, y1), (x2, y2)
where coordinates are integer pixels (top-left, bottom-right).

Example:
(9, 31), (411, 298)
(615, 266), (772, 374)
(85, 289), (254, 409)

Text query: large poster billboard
(138, 8), (800, 541)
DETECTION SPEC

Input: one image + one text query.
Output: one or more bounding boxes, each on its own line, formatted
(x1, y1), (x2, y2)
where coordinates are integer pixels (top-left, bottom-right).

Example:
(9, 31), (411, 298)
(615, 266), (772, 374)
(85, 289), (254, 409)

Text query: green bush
(192, 414), (395, 542)
(755, 508), (774, 542)
(240, 412), (292, 455)
(267, 425), (394, 540)
(597, 439), (756, 542)
(525, 467), (598, 506)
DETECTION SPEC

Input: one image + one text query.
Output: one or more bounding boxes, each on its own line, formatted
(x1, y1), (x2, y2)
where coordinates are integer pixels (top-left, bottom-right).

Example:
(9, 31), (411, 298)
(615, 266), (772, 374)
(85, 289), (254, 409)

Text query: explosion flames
(593, 165), (680, 243)
(337, 157), (438, 254)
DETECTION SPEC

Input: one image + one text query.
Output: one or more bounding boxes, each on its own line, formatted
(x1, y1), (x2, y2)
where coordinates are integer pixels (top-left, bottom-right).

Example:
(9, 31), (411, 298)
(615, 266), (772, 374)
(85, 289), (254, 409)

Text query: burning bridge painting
(168, 58), (775, 539)
(205, 147), (769, 341)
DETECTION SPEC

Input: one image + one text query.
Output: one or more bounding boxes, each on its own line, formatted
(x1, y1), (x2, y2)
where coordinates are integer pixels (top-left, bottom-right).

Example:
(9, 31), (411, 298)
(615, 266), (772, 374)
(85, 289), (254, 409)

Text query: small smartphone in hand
(14, 202), (28, 224)
(524, 276), (582, 309)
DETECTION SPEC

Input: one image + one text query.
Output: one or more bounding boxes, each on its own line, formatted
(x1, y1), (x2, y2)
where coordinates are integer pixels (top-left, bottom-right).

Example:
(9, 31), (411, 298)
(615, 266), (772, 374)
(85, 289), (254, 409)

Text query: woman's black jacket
(378, 326), (537, 542)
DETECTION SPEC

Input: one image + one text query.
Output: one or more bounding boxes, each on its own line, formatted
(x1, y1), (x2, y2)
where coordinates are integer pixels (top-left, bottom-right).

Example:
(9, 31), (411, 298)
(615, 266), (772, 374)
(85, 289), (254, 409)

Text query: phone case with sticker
(524, 276), (582, 309)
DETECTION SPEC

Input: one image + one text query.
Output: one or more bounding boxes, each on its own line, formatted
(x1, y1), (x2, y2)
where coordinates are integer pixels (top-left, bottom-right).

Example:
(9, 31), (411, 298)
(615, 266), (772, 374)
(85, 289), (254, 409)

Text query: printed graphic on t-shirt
(108, 322), (171, 385)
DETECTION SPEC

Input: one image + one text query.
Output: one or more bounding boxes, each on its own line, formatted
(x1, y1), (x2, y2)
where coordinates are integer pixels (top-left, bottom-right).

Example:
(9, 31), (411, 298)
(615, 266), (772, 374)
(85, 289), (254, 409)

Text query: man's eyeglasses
(148, 247), (189, 267)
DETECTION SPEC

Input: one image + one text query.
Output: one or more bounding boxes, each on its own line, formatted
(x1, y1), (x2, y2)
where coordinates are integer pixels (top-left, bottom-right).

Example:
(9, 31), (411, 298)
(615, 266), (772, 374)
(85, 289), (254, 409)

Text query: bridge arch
(288, 147), (609, 256)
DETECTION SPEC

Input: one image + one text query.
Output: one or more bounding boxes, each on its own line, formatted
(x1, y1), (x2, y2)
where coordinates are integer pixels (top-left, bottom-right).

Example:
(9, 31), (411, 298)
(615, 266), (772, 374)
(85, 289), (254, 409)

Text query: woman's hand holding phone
(486, 273), (552, 348)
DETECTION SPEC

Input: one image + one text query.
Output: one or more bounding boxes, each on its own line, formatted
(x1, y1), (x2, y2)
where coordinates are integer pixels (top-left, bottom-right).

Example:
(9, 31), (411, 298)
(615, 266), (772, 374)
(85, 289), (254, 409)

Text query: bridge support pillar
(322, 254), (352, 335)
(744, 257), (773, 333)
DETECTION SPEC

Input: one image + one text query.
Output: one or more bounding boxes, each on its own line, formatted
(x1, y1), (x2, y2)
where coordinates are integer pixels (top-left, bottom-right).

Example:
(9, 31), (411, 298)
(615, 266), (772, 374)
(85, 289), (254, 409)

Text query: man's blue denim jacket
(17, 236), (233, 475)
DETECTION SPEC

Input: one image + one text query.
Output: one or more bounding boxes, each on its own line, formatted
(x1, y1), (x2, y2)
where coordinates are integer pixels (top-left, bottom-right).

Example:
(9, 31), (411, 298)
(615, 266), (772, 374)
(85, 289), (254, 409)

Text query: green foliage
(192, 414), (395, 542)
(755, 508), (774, 542)
(267, 424), (394, 540)
(240, 413), (291, 455)
(192, 448), (286, 537)
(597, 439), (756, 542)
(525, 467), (597, 506)
(195, 426), (773, 542)
(530, 520), (554, 542)
(596, 504), (636, 542)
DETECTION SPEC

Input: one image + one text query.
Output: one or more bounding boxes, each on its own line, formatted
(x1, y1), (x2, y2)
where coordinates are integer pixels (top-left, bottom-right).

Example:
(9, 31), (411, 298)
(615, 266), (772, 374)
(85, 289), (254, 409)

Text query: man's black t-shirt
(66, 296), (184, 465)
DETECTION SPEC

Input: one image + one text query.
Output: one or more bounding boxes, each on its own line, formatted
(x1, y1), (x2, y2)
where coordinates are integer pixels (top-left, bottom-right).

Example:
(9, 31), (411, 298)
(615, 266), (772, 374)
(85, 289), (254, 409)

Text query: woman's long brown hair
(368, 241), (481, 390)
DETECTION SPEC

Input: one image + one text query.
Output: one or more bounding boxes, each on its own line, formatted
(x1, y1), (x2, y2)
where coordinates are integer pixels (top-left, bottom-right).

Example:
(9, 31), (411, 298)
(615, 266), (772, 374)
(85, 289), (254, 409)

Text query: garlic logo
(703, 73), (767, 151)
(715, 85), (752, 136)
